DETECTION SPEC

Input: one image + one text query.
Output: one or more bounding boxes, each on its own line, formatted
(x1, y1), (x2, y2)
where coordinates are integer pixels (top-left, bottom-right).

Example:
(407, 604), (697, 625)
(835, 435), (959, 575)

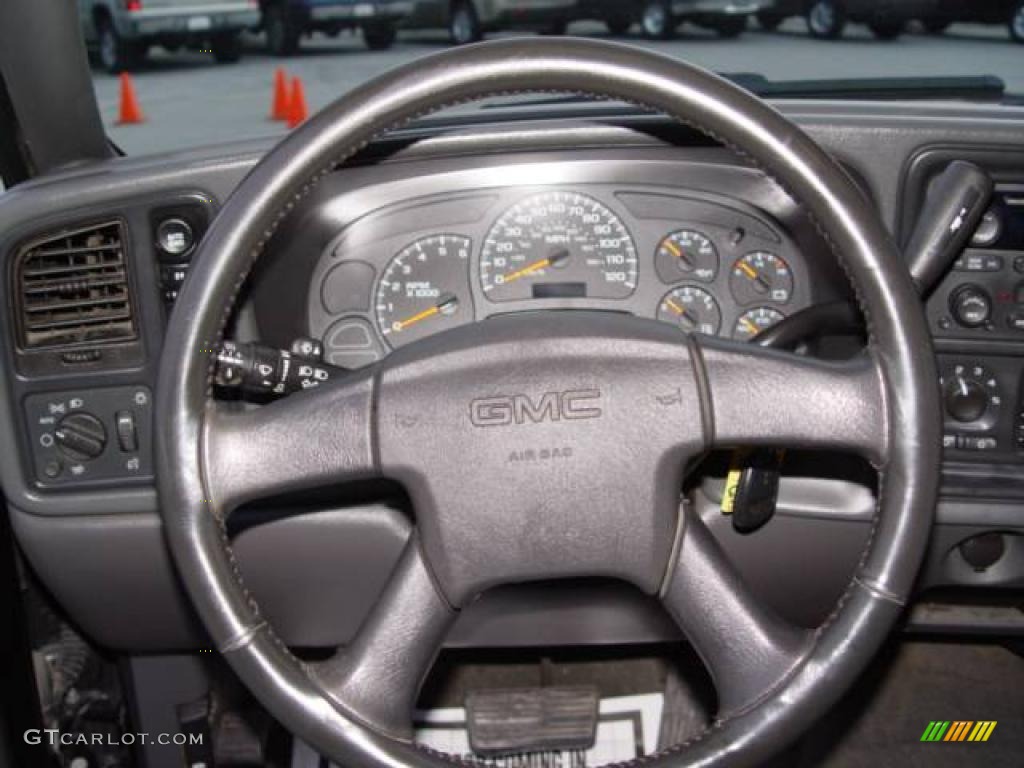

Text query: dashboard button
(54, 412), (107, 461)
(949, 285), (992, 328)
(115, 410), (138, 452)
(155, 217), (195, 259)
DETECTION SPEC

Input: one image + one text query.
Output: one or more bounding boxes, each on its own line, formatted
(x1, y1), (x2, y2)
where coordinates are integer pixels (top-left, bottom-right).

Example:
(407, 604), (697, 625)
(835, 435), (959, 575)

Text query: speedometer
(480, 191), (638, 302)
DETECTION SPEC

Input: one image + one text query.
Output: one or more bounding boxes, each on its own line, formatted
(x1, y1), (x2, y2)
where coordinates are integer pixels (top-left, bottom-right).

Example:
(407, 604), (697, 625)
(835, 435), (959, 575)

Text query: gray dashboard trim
(1, 101), (1023, 524)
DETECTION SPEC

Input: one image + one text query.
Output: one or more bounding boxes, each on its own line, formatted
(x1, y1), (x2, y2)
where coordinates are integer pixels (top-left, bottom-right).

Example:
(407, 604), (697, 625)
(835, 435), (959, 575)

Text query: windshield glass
(87, 5), (1024, 155)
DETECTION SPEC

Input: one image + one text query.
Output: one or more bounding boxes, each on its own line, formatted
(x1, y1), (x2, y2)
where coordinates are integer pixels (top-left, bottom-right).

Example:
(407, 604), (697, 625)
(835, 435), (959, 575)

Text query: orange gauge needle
(664, 297), (685, 316)
(741, 318), (760, 336)
(738, 261), (759, 280)
(393, 296), (457, 332)
(499, 250), (569, 285)
(664, 239), (682, 258)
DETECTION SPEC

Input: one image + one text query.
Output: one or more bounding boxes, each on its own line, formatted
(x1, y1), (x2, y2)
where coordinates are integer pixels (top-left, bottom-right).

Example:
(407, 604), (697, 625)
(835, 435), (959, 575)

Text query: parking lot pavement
(91, 20), (1022, 156)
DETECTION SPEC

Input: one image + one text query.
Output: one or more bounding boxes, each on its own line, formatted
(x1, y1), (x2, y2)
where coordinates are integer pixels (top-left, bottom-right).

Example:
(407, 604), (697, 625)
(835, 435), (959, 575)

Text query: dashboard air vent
(14, 221), (136, 350)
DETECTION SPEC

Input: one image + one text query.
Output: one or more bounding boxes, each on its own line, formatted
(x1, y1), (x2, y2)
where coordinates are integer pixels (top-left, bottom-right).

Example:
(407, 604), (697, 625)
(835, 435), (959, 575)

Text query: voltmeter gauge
(657, 286), (722, 336)
(375, 235), (473, 349)
(729, 252), (794, 305)
(733, 307), (786, 341)
(655, 230), (719, 283)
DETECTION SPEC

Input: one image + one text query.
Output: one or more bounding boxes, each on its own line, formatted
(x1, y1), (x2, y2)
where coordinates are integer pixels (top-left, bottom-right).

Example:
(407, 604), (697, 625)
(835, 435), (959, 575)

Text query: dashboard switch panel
(24, 386), (153, 487)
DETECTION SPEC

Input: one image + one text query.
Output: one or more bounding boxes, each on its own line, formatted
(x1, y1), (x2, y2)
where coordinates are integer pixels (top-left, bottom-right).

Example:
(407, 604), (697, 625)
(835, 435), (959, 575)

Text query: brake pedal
(466, 686), (599, 756)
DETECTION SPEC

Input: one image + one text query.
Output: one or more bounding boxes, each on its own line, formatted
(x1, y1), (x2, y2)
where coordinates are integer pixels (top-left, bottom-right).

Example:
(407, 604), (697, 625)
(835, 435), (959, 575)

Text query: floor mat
(793, 641), (1024, 768)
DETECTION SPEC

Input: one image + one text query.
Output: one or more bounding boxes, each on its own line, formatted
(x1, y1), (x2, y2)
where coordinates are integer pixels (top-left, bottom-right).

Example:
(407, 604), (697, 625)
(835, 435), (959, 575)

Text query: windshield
(88, 6), (1024, 155)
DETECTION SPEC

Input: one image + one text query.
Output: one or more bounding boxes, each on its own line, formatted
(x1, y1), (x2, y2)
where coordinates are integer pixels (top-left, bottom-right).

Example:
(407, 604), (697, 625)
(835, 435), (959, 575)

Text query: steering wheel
(156, 38), (940, 768)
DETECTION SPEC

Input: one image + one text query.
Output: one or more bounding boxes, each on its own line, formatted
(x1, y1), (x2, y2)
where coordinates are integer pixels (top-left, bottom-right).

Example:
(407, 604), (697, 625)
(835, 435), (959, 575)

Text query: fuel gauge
(734, 307), (786, 341)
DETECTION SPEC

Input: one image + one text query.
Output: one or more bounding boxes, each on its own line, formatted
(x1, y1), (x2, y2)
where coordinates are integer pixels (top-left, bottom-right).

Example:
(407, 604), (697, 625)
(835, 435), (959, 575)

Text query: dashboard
(306, 180), (812, 371)
(1, 103), (1024, 653)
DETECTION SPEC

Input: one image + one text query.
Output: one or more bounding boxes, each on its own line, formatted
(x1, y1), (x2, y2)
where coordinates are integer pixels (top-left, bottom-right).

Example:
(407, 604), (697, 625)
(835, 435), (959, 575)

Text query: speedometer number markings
(480, 191), (638, 301)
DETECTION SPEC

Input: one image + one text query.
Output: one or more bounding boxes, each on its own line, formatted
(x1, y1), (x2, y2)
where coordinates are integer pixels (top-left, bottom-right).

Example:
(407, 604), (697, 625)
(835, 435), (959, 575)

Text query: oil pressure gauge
(729, 251), (794, 305)
(655, 230), (718, 283)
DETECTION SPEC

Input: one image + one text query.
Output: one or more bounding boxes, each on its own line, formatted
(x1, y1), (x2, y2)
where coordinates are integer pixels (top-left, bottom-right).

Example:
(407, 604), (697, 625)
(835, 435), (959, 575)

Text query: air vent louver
(15, 221), (136, 350)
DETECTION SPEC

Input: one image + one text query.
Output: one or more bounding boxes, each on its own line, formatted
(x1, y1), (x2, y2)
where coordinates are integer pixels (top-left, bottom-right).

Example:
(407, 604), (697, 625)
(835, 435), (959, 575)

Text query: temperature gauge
(729, 252), (794, 305)
(657, 286), (722, 336)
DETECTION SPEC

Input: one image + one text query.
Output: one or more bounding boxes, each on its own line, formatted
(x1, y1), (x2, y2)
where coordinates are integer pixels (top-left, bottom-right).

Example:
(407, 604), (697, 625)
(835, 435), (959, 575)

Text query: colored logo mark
(920, 721), (997, 742)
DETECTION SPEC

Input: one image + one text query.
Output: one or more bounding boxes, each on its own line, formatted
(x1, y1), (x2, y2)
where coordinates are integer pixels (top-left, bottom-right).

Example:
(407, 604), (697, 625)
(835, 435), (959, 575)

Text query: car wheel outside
(642, 0), (675, 39)
(265, 4), (300, 55)
(97, 18), (139, 73)
(211, 32), (243, 62)
(806, 0), (845, 39)
(449, 2), (482, 45)
(363, 21), (397, 49)
(1010, 0), (1024, 42)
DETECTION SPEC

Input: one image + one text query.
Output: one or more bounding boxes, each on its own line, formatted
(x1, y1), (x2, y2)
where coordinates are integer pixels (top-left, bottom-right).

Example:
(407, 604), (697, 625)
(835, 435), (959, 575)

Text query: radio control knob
(944, 377), (989, 423)
(54, 412), (107, 461)
(949, 285), (992, 328)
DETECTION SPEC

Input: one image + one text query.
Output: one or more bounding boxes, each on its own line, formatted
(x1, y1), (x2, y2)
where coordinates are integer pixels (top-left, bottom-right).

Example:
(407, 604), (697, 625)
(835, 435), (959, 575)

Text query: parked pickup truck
(756, 0), (935, 39)
(259, 0), (413, 53)
(78, 0), (260, 73)
(579, 0), (772, 39)
(918, 0), (1024, 43)
(401, 1), (578, 45)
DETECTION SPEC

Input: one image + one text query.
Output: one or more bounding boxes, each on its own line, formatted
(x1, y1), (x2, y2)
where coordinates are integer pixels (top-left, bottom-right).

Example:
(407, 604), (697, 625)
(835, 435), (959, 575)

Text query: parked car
(757, 0), (934, 39)
(259, 0), (413, 54)
(579, 0), (770, 38)
(402, 1), (578, 45)
(918, 0), (1024, 43)
(78, 0), (260, 73)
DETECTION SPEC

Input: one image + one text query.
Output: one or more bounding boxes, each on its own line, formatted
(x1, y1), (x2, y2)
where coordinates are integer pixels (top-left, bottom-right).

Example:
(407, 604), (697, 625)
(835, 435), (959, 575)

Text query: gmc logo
(470, 389), (602, 427)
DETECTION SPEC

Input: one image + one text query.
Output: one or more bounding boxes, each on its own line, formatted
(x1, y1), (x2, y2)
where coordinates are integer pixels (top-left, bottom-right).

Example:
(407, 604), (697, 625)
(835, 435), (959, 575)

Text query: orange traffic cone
(116, 73), (145, 125)
(287, 76), (308, 129)
(270, 67), (290, 121)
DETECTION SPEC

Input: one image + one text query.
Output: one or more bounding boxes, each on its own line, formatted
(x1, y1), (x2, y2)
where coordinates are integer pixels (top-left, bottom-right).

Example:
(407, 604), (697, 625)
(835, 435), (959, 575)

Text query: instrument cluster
(310, 185), (811, 369)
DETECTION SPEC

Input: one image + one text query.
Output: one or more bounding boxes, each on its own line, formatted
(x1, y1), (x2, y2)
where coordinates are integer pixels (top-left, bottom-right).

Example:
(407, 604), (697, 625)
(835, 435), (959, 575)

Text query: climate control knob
(949, 285), (992, 328)
(944, 377), (990, 423)
(54, 412), (107, 461)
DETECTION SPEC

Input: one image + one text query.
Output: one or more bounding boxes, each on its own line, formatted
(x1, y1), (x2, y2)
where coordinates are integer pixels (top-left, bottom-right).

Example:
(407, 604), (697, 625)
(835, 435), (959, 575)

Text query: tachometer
(729, 251), (793, 305)
(375, 235), (473, 349)
(657, 286), (721, 336)
(479, 191), (638, 302)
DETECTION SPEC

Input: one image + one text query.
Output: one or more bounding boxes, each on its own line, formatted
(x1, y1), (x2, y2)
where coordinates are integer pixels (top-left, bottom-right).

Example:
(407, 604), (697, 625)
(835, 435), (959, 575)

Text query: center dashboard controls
(479, 191), (638, 301)
(657, 286), (721, 335)
(942, 363), (1002, 425)
(375, 235), (474, 348)
(24, 386), (153, 486)
(655, 230), (718, 283)
(949, 284), (993, 328)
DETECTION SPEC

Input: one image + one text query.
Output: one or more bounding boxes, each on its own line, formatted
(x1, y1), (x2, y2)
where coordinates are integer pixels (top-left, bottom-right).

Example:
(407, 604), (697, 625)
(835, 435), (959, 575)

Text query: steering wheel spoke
(203, 370), (378, 513)
(312, 539), (456, 741)
(661, 513), (813, 717)
(698, 337), (889, 464)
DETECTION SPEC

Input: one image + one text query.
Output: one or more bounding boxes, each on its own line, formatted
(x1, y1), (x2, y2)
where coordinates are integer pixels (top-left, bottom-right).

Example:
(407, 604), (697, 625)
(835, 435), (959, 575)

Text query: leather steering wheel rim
(156, 38), (941, 768)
